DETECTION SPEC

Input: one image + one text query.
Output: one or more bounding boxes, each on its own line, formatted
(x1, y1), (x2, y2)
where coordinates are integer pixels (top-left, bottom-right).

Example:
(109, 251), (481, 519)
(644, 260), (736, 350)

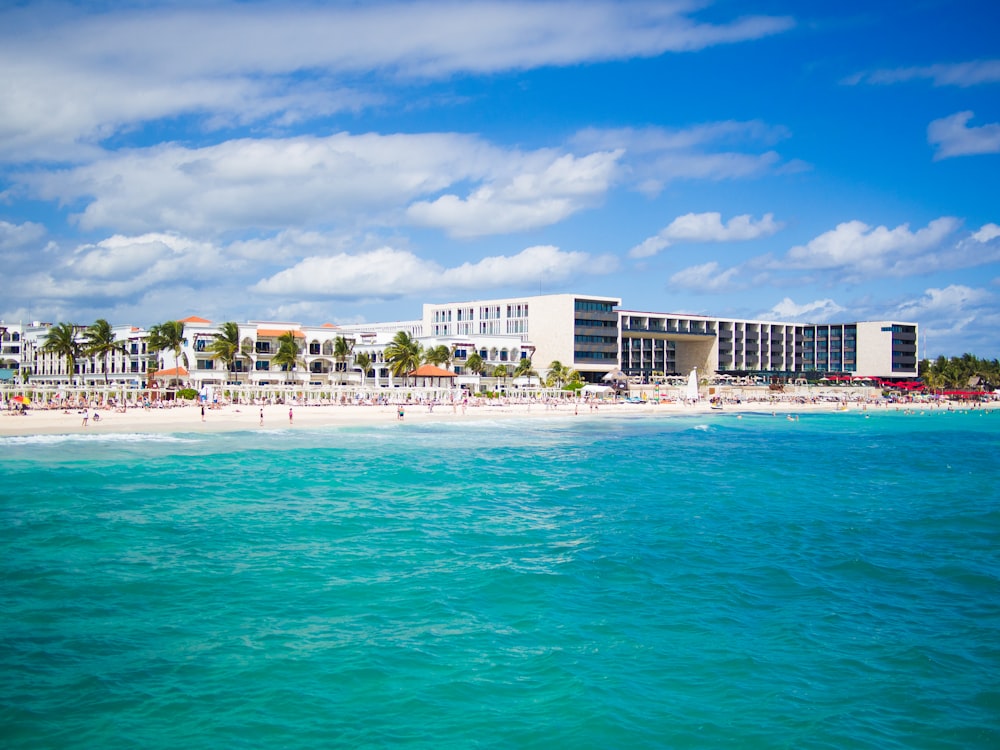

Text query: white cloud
(668, 261), (742, 292)
(762, 297), (845, 322)
(0, 1), (793, 162)
(20, 133), (620, 238)
(782, 217), (960, 279)
(63, 233), (226, 292)
(574, 123), (796, 195)
(0, 220), (46, 251)
(3, 233), (232, 319)
(893, 285), (998, 356)
(928, 111), (1000, 159)
(846, 59), (1000, 88)
(253, 243), (617, 298)
(895, 284), (991, 319)
(972, 223), (1000, 243)
(408, 150), (622, 237)
(629, 212), (781, 258)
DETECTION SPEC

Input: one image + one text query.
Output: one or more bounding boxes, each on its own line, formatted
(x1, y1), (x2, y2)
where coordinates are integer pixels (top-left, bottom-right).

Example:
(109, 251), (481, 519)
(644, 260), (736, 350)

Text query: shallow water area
(2, 410), (999, 748)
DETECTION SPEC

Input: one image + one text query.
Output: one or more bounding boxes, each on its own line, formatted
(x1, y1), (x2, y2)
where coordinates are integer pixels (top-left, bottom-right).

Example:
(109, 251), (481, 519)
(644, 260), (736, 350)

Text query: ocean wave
(0, 432), (198, 447)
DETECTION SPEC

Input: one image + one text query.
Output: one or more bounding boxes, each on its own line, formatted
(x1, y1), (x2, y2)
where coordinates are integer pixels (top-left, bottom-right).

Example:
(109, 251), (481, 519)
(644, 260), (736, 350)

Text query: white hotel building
(1, 293), (918, 388)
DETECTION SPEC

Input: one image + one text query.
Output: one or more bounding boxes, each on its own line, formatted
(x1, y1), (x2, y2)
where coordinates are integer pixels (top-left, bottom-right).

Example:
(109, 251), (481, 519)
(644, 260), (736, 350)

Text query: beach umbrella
(13, 395), (30, 405)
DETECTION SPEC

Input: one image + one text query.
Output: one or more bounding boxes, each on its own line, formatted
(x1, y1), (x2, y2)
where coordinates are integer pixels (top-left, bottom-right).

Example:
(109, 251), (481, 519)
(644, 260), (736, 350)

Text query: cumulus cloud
(782, 217), (960, 279)
(928, 111), (1000, 159)
(253, 243), (616, 299)
(20, 133), (619, 237)
(668, 261), (742, 292)
(895, 284), (992, 319)
(408, 150), (622, 237)
(973, 223), (1000, 243)
(629, 211), (781, 258)
(574, 123), (798, 196)
(761, 297), (845, 322)
(0, 219), (46, 250)
(7, 229), (619, 320)
(893, 285), (998, 355)
(0, 1), (793, 162)
(656, 217), (1000, 303)
(64, 233), (227, 293)
(845, 59), (1000, 87)
(0, 220), (53, 276)
(3, 233), (231, 318)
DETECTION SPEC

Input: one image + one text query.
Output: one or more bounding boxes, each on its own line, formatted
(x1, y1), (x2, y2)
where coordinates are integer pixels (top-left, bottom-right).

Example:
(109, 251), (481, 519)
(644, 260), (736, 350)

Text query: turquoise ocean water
(2, 410), (999, 749)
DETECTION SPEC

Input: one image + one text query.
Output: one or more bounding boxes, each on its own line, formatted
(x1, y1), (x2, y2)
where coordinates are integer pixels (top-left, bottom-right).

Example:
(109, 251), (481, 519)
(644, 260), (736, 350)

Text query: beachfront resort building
(619, 311), (919, 381)
(420, 293), (622, 382)
(1, 293), (918, 389)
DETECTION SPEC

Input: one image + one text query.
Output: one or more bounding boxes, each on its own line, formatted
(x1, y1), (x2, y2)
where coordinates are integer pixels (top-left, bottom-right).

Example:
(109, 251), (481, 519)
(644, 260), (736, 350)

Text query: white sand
(0, 397), (921, 437)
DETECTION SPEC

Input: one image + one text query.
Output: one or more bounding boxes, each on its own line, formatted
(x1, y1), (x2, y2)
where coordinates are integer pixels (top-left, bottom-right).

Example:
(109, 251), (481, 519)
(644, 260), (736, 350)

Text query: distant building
(422, 293), (622, 382)
(1, 292), (919, 388)
(620, 310), (918, 380)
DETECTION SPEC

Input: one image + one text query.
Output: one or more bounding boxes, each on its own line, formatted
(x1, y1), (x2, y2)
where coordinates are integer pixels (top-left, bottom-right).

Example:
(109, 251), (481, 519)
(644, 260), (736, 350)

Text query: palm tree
(333, 335), (353, 385)
(354, 351), (373, 387)
(208, 321), (241, 381)
(41, 322), (81, 383)
(544, 360), (580, 389)
(465, 352), (485, 377)
(272, 332), (304, 384)
(425, 344), (451, 368)
(83, 319), (127, 384)
(545, 360), (567, 388)
(384, 330), (423, 385)
(493, 364), (509, 391)
(514, 357), (537, 385)
(147, 320), (188, 384)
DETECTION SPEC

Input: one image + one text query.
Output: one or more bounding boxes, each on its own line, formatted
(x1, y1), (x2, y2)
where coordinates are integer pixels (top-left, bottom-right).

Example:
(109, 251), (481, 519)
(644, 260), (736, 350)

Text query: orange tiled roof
(180, 316), (212, 324)
(408, 364), (456, 377)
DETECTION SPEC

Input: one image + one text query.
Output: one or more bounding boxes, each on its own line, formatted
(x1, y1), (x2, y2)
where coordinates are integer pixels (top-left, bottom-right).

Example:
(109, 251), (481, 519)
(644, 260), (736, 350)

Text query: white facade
(2, 294), (919, 388)
(621, 309), (918, 380)
(423, 293), (622, 381)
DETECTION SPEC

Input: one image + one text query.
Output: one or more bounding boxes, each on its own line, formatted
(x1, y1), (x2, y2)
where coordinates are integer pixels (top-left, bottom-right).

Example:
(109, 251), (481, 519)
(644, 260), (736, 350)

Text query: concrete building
(2, 293), (918, 390)
(422, 293), (622, 382)
(620, 309), (918, 380)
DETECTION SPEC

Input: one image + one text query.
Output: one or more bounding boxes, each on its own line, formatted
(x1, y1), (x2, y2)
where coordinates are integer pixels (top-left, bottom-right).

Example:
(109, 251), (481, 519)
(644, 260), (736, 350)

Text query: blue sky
(1, 0), (997, 357)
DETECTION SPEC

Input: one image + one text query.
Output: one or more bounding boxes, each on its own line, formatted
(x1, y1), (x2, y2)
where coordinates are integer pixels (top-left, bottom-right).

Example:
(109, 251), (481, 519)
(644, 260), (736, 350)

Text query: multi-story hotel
(0, 293), (918, 388)
(420, 293), (622, 381)
(620, 311), (918, 380)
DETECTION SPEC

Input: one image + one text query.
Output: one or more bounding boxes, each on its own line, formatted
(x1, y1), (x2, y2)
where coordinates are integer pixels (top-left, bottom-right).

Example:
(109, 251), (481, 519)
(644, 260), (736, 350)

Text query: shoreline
(1, 398), (993, 438)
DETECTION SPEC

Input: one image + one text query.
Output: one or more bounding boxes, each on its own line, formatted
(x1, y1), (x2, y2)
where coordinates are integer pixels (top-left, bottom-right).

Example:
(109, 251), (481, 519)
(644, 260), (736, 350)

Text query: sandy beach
(4, 395), (987, 437)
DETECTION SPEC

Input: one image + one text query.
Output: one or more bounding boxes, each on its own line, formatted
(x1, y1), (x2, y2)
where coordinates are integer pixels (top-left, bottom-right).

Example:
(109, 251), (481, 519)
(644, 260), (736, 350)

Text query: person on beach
(81, 411), (88, 426)
(398, 405), (404, 421)
(259, 407), (264, 426)
(288, 407), (293, 424)
(201, 404), (205, 422)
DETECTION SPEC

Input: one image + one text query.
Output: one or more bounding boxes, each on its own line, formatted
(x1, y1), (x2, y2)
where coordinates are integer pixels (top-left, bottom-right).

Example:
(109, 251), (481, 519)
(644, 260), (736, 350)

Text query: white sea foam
(0, 432), (198, 447)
